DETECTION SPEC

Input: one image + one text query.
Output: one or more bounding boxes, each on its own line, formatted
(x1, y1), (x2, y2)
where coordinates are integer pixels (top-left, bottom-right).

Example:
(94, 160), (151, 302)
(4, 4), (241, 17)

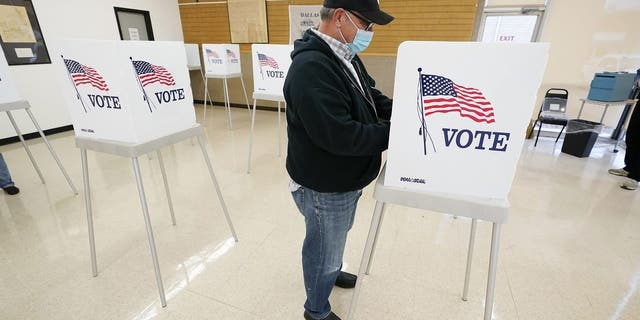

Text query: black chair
(533, 88), (569, 147)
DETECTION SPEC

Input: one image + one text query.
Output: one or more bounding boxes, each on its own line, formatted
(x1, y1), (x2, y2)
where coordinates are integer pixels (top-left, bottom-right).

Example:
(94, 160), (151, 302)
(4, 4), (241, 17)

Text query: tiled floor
(0, 105), (638, 320)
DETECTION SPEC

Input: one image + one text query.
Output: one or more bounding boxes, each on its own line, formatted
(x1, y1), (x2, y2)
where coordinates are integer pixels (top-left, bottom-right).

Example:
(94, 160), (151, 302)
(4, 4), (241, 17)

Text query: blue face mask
(347, 29), (373, 54)
(342, 13), (374, 54)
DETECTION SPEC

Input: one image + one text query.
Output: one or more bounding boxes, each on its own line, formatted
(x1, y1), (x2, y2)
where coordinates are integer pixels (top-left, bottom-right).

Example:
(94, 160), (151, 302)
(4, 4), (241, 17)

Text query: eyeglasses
(346, 10), (374, 32)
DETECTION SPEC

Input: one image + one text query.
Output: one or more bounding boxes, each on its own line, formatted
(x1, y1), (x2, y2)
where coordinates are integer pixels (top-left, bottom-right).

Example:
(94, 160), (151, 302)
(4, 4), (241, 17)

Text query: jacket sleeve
(287, 59), (390, 157)
(357, 58), (393, 121)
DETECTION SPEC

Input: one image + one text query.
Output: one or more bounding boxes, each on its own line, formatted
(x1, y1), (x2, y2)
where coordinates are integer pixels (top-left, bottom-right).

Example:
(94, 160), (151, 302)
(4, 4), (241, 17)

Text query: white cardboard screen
(184, 43), (201, 68)
(386, 41), (549, 200)
(202, 44), (242, 77)
(251, 44), (293, 98)
(0, 52), (21, 104)
(58, 40), (196, 144)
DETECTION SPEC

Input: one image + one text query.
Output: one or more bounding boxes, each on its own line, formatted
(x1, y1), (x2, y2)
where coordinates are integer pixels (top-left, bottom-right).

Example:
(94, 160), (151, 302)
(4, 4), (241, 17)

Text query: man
(284, 1), (394, 319)
(609, 69), (640, 190)
(0, 153), (20, 195)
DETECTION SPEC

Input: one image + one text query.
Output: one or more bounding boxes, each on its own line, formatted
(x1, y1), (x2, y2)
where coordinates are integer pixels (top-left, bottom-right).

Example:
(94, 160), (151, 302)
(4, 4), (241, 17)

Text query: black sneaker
(304, 311), (341, 320)
(3, 186), (19, 195)
(335, 271), (357, 289)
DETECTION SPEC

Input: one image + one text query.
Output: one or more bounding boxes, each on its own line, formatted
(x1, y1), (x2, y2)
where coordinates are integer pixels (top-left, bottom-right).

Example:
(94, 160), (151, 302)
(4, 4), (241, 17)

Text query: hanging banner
(288, 5), (322, 44)
(184, 43), (201, 69)
(0, 50), (21, 104)
(202, 43), (242, 77)
(58, 40), (196, 143)
(251, 44), (293, 98)
(385, 41), (549, 199)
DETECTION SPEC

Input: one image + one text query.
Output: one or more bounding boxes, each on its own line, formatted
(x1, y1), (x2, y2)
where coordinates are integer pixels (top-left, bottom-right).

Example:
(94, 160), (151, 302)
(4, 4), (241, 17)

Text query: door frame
(114, 7), (155, 41)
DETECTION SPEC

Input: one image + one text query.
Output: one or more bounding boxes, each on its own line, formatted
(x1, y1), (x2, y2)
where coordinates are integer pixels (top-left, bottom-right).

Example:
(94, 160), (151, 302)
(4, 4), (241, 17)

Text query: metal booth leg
(484, 223), (502, 320)
(203, 77), (209, 123)
(347, 200), (386, 320)
(239, 76), (251, 113)
(247, 99), (258, 174)
(6, 110), (45, 184)
(25, 108), (79, 194)
(277, 101), (282, 157)
(81, 148), (98, 277)
(223, 78), (233, 129)
(462, 218), (478, 301)
(132, 157), (167, 307)
(156, 150), (176, 226)
(365, 202), (386, 275)
(196, 135), (238, 241)
(200, 69), (213, 109)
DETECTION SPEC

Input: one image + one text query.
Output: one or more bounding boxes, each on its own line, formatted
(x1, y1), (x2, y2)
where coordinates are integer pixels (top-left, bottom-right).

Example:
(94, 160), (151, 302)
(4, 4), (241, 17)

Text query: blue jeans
(0, 153), (15, 188)
(291, 186), (362, 319)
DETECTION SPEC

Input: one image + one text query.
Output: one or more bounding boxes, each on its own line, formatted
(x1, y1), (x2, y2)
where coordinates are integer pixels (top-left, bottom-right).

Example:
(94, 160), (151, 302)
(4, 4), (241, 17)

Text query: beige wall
(537, 0), (640, 125)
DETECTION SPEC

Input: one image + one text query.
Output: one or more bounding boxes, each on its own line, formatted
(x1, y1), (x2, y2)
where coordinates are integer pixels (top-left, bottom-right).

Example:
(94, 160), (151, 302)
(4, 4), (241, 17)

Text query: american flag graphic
(132, 60), (176, 87)
(226, 49), (237, 59)
(421, 74), (495, 124)
(63, 59), (109, 91)
(206, 49), (219, 59)
(257, 53), (279, 69)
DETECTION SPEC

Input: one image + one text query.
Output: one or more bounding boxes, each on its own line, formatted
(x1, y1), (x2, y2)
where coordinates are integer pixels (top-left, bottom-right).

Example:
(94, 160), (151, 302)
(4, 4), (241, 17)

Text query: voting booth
(0, 47), (77, 194)
(201, 43), (250, 127)
(184, 43), (213, 113)
(385, 42), (549, 200)
(58, 40), (237, 308)
(348, 41), (549, 320)
(247, 44), (293, 173)
(59, 40), (196, 144)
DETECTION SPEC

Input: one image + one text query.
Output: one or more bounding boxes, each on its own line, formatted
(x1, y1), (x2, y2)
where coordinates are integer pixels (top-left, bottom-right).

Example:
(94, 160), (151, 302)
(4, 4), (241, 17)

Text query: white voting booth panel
(58, 40), (196, 144)
(251, 44), (293, 98)
(0, 52), (21, 104)
(184, 43), (201, 69)
(386, 41), (549, 200)
(202, 44), (242, 77)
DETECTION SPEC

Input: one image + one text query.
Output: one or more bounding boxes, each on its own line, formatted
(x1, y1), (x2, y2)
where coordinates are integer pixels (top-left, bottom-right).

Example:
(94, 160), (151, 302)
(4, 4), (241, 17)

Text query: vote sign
(385, 41), (549, 199)
(202, 44), (242, 77)
(58, 40), (196, 143)
(0, 52), (21, 104)
(251, 44), (292, 98)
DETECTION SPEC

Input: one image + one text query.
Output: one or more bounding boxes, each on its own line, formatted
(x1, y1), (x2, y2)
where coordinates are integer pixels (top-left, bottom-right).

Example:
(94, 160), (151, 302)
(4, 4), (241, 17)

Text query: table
(76, 125), (238, 307)
(577, 98), (637, 124)
(0, 100), (77, 194)
(347, 166), (509, 320)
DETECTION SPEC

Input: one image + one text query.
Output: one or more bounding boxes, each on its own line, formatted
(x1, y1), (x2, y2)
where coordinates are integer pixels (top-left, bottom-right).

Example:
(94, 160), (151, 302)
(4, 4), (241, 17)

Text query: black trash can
(561, 119), (603, 158)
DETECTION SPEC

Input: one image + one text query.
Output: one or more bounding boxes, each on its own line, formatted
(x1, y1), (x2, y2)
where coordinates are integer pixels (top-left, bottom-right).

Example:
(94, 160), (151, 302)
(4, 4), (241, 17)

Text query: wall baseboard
(0, 125), (74, 146)
(193, 100), (285, 112)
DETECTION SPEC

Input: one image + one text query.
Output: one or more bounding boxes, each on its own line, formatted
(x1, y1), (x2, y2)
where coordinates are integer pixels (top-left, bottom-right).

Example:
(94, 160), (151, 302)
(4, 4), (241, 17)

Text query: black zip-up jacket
(284, 29), (392, 192)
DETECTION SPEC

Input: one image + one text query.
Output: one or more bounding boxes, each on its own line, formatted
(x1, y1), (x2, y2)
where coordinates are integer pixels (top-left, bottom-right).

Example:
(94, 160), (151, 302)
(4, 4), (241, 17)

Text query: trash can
(561, 119), (604, 158)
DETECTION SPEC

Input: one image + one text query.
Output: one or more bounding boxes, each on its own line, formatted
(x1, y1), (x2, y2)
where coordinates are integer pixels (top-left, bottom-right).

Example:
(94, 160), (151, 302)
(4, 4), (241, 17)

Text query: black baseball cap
(323, 0), (395, 25)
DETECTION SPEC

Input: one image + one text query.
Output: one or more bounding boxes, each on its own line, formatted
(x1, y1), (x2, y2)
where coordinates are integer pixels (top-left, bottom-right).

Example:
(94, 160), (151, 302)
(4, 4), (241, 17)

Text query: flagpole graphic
(130, 57), (157, 113)
(62, 55), (87, 113)
(417, 68), (436, 155)
(257, 52), (265, 80)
